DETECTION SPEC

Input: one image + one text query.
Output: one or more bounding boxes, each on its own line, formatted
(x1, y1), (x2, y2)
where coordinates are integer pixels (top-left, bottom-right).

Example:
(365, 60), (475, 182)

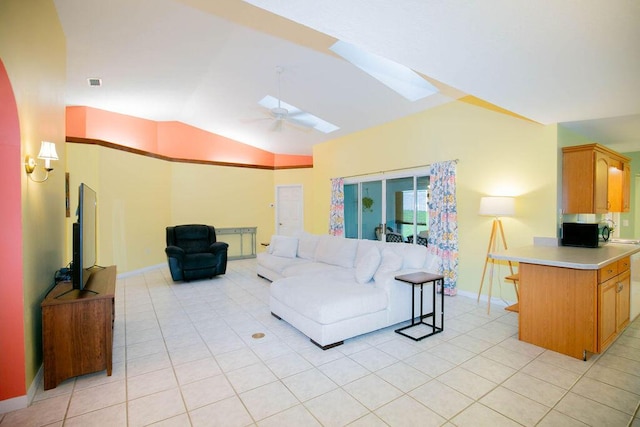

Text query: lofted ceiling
(54, 0), (640, 156)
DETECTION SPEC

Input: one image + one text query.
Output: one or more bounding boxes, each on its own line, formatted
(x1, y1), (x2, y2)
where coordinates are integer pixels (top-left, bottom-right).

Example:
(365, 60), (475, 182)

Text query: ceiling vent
(87, 78), (102, 87)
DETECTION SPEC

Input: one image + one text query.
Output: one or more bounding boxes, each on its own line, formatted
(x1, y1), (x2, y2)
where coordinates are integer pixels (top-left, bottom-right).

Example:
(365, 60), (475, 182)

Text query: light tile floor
(2, 258), (640, 426)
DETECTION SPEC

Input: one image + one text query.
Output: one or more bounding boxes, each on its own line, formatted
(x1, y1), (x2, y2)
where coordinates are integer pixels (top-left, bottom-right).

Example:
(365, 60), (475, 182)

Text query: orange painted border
(66, 106), (313, 169)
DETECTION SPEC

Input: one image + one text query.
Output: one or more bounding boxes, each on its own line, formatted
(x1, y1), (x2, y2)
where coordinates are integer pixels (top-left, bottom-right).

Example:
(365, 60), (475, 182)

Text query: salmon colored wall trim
(68, 136), (272, 170)
(65, 106), (86, 137)
(66, 106), (313, 168)
(85, 106), (158, 152)
(0, 59), (27, 400)
(156, 121), (274, 166)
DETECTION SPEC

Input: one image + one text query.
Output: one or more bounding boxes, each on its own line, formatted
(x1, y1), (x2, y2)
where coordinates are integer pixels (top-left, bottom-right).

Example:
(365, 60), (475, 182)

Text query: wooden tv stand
(41, 265), (116, 390)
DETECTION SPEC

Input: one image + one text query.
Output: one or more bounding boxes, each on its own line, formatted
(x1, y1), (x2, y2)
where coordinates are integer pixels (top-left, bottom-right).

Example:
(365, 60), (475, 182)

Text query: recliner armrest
(165, 245), (185, 258)
(210, 241), (229, 254)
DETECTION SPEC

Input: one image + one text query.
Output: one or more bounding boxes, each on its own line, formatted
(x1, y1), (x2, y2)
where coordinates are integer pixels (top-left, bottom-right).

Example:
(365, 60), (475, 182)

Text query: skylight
(258, 95), (340, 134)
(330, 40), (438, 101)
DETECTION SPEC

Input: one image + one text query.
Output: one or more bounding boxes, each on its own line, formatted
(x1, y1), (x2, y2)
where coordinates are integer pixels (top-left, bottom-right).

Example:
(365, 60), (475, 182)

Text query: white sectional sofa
(257, 233), (442, 349)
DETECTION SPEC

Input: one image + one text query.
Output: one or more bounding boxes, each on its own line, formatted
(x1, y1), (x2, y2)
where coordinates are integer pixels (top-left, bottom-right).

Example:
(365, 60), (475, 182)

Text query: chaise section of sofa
(258, 232), (442, 349)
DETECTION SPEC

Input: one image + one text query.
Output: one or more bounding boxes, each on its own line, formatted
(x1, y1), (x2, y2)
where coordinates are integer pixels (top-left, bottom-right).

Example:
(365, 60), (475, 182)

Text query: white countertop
(490, 243), (640, 269)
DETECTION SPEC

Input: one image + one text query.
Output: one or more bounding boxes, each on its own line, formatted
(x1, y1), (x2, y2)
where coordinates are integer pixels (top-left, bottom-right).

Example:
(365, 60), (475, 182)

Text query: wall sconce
(25, 141), (59, 183)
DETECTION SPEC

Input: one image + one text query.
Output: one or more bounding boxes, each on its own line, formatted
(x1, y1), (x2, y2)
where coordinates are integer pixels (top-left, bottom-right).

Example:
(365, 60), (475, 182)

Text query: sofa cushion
(269, 235), (299, 258)
(283, 262), (350, 279)
(257, 252), (310, 275)
(315, 235), (359, 268)
(423, 252), (441, 272)
(373, 248), (403, 283)
(355, 239), (385, 266)
(355, 246), (381, 284)
(271, 277), (388, 324)
(297, 232), (320, 260)
(399, 243), (428, 269)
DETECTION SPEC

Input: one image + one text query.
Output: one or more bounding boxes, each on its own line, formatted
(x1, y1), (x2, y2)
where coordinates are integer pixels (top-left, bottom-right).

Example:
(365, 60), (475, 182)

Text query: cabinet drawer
(618, 256), (630, 273)
(599, 261), (618, 283)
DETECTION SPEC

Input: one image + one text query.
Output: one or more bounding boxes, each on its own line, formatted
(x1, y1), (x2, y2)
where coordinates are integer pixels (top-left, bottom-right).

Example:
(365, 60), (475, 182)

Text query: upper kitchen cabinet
(563, 143), (631, 214)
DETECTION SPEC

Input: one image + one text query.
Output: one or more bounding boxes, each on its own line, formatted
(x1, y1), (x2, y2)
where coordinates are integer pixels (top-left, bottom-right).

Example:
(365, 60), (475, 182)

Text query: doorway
(276, 184), (303, 236)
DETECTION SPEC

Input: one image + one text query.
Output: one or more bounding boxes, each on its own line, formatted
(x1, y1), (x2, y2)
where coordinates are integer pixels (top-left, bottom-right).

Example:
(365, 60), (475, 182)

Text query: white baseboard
(0, 365), (41, 415)
(27, 365), (43, 405)
(116, 263), (165, 278)
(0, 395), (27, 415)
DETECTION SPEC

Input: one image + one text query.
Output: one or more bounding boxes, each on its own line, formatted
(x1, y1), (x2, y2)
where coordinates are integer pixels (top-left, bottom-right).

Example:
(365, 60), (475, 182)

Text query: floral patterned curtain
(329, 177), (345, 236)
(427, 160), (458, 295)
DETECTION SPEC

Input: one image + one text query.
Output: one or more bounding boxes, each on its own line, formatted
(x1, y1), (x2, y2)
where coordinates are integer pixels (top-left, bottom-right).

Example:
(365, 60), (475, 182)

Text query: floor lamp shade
(479, 196), (515, 217)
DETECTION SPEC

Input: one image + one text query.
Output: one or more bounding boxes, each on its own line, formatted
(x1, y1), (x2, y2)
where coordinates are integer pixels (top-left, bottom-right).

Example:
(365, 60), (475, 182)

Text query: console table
(41, 265), (116, 390)
(216, 227), (257, 260)
(394, 271), (444, 341)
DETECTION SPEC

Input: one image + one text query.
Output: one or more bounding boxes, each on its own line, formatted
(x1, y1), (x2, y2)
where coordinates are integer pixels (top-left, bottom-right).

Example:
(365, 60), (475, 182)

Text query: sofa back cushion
(315, 235), (359, 268)
(297, 232), (320, 260)
(269, 235), (299, 258)
(423, 252), (442, 272)
(399, 243), (428, 269)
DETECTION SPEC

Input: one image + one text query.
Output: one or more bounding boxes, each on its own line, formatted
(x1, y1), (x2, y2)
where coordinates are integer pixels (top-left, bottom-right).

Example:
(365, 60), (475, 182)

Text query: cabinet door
(594, 152), (609, 213)
(617, 269), (631, 331)
(622, 162), (631, 212)
(608, 165), (623, 212)
(563, 149), (596, 214)
(598, 277), (617, 351)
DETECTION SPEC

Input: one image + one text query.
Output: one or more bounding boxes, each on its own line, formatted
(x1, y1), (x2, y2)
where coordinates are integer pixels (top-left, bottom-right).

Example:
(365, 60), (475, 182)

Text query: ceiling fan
(255, 66), (339, 134)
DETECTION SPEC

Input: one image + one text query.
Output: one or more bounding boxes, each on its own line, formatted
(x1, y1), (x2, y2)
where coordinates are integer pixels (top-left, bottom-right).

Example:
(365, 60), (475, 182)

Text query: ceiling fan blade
(271, 119), (283, 132)
(286, 116), (315, 129)
(241, 116), (271, 124)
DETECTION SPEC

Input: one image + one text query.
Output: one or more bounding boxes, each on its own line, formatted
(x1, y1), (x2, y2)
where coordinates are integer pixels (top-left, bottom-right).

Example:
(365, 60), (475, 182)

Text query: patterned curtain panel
(329, 177), (345, 236)
(427, 160), (459, 295)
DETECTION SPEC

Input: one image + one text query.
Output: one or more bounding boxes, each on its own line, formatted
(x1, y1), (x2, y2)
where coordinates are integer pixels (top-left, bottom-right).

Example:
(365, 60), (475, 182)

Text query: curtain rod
(335, 159), (459, 180)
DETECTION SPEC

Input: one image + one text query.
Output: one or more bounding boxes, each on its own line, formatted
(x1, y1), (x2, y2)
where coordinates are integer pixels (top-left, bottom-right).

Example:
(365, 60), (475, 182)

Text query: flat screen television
(72, 183), (97, 290)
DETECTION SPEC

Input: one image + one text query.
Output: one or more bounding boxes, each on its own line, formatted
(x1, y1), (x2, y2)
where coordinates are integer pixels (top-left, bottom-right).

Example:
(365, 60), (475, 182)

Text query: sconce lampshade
(37, 141), (58, 171)
(37, 141), (59, 161)
(479, 196), (515, 217)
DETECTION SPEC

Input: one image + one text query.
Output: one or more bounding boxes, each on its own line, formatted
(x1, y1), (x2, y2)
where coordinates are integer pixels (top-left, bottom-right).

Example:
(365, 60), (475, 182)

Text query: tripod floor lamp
(477, 196), (516, 314)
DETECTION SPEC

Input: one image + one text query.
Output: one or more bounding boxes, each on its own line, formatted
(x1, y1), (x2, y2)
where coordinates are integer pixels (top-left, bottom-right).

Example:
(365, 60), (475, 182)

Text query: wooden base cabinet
(519, 257), (630, 360)
(41, 265), (116, 390)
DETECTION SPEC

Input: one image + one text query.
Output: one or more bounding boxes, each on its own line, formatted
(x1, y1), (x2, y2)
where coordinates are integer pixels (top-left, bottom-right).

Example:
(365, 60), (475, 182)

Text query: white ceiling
(53, 0), (640, 156)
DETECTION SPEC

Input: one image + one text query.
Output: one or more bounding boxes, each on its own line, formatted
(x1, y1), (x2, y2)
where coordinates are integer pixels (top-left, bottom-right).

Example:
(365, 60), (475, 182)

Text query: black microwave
(561, 222), (600, 248)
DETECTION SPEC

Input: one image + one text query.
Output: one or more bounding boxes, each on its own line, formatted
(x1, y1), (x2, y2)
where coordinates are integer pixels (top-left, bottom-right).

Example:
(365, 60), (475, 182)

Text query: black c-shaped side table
(394, 271), (444, 341)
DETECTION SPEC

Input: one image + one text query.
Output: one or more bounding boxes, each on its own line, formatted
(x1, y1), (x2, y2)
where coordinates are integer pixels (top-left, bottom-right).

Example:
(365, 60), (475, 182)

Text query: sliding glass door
(344, 180), (382, 240)
(344, 171), (429, 243)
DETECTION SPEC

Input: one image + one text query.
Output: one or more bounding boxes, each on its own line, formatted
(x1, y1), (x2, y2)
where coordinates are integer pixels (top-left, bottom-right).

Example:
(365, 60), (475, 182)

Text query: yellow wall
(312, 101), (559, 298)
(170, 162), (275, 253)
(66, 144), (173, 272)
(66, 144), (283, 271)
(0, 0), (67, 392)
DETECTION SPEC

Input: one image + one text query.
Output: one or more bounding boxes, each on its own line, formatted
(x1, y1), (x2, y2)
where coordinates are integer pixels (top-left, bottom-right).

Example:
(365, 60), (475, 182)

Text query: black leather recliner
(165, 225), (229, 282)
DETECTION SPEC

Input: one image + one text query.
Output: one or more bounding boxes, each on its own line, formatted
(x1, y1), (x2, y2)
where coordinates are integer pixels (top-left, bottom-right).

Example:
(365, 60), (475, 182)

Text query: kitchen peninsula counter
(491, 243), (640, 269)
(490, 243), (640, 360)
